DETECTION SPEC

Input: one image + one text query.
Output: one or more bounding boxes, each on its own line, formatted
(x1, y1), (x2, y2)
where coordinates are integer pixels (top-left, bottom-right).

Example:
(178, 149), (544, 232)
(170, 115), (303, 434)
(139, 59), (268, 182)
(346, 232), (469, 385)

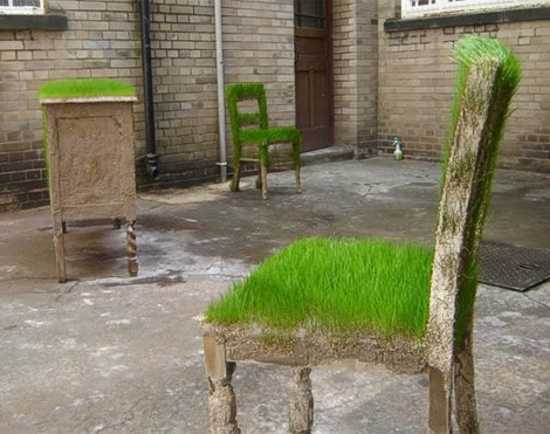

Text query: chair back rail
(226, 83), (269, 140)
(426, 42), (521, 434)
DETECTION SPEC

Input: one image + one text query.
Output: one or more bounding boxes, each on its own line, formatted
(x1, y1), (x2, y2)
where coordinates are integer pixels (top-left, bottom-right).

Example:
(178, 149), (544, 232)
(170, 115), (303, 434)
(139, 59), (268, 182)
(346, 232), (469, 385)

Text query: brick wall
(378, 0), (550, 172)
(356, 0), (379, 154)
(222, 0), (296, 156)
(149, 0), (218, 186)
(0, 0), (295, 211)
(333, 0), (378, 157)
(149, 0), (294, 186)
(4, 0), (548, 212)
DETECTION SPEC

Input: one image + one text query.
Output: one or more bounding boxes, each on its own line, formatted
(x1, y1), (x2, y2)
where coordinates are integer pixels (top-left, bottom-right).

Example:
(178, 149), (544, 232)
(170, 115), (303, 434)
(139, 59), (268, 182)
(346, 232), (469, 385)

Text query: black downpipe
(139, 0), (159, 180)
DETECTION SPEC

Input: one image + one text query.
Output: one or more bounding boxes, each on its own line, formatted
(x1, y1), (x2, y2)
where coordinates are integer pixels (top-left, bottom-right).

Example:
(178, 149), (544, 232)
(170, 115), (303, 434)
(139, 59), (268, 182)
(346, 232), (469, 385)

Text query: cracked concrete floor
(1, 158), (549, 434)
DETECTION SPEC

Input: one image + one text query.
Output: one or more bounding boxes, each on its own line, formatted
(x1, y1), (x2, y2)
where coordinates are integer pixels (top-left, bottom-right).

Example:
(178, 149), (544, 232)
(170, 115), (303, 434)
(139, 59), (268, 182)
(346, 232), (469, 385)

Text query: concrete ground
(1, 158), (549, 434)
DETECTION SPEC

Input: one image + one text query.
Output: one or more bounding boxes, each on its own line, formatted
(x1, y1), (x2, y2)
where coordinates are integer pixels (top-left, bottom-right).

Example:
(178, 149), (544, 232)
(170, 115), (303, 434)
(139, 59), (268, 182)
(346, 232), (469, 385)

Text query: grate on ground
(479, 241), (550, 292)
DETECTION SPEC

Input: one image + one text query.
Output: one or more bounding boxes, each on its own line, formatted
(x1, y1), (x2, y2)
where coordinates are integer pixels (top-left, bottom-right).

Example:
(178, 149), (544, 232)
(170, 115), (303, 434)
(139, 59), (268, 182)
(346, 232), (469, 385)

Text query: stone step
(300, 145), (355, 166)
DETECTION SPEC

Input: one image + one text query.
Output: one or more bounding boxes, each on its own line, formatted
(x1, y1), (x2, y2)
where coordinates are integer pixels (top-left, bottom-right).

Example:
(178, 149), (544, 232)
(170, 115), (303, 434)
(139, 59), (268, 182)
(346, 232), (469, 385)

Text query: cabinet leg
(53, 217), (67, 283)
(127, 220), (138, 277)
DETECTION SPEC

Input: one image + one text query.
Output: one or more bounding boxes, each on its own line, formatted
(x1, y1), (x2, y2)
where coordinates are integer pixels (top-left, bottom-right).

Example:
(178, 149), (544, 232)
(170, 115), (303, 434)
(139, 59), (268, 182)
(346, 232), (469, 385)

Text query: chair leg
(231, 160), (241, 192)
(454, 327), (480, 434)
(260, 160), (268, 200)
(428, 367), (452, 434)
(113, 218), (122, 230)
(288, 367), (314, 434)
(295, 165), (302, 194)
(292, 137), (302, 194)
(204, 336), (241, 434)
(256, 175), (262, 190)
(53, 215), (66, 283)
(126, 220), (139, 277)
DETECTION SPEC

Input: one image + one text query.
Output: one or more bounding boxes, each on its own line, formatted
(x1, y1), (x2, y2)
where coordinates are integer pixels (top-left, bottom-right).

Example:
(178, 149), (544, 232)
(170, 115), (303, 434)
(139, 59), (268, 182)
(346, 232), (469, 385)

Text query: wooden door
(295, 0), (333, 151)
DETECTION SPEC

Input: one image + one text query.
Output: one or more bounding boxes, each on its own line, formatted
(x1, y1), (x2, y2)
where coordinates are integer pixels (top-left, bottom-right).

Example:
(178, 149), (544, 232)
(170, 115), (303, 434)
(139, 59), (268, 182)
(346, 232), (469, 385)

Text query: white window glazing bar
(0, 0), (45, 15)
(403, 0), (550, 18)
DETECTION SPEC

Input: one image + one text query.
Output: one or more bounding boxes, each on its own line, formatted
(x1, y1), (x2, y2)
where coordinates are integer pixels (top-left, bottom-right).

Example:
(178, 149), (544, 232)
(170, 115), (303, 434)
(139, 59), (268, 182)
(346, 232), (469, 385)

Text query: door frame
(294, 0), (335, 148)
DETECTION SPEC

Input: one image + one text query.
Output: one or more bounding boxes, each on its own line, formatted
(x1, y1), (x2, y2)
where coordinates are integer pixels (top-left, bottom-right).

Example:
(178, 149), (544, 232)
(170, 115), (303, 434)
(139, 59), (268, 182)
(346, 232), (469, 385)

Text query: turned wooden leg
(126, 220), (138, 277)
(53, 215), (67, 283)
(288, 367), (314, 434)
(428, 367), (452, 434)
(455, 326), (480, 434)
(230, 161), (241, 193)
(204, 336), (241, 434)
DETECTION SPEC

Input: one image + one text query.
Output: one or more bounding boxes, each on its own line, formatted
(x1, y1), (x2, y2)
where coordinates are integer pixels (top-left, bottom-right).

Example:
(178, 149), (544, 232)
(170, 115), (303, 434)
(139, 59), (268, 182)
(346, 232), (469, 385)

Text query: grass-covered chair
(226, 83), (302, 200)
(202, 37), (521, 434)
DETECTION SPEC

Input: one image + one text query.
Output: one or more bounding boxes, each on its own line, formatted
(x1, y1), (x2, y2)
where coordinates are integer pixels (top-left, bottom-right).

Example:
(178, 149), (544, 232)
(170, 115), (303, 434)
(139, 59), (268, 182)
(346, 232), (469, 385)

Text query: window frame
(0, 0), (45, 15)
(402, 0), (550, 19)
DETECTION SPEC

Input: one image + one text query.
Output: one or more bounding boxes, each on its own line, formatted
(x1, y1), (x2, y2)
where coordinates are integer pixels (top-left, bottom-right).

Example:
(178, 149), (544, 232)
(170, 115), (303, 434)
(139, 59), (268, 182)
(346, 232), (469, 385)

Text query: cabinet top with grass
(39, 79), (137, 104)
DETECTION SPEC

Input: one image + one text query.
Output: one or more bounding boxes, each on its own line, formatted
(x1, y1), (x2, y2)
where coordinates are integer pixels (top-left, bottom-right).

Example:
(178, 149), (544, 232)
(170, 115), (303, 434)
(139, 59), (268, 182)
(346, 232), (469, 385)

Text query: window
(402, 0), (550, 18)
(0, 0), (44, 15)
(295, 0), (326, 29)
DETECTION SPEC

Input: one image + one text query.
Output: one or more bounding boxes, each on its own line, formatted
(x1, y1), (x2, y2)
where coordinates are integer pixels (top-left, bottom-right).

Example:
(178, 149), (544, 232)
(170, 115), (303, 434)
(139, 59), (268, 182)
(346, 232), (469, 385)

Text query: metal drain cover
(479, 241), (550, 292)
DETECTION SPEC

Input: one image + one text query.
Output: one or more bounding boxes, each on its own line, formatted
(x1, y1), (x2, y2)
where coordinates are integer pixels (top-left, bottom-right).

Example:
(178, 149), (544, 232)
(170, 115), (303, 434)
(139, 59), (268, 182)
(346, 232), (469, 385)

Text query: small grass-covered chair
(226, 83), (302, 199)
(202, 37), (521, 434)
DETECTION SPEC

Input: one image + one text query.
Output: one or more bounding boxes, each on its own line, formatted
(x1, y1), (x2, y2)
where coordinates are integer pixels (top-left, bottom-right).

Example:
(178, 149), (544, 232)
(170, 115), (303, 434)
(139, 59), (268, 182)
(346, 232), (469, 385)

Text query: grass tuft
(39, 79), (136, 100)
(207, 238), (434, 338)
(441, 36), (521, 190)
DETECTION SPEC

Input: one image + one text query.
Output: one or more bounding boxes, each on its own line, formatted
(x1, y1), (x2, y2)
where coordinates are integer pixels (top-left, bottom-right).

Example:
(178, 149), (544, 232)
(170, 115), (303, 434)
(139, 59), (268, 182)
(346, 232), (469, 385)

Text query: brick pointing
(333, 0), (378, 156)
(378, 0), (550, 172)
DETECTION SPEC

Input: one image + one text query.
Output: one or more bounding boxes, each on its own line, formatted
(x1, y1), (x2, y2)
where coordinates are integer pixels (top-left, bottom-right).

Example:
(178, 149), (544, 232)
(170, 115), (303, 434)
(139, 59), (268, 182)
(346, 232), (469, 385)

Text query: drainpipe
(139, 0), (159, 180)
(214, 0), (228, 182)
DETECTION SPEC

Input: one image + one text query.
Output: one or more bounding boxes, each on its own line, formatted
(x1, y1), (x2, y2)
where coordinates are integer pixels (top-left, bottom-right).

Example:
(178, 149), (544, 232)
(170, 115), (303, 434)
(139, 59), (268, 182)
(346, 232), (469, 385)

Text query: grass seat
(207, 238), (433, 338)
(205, 238), (434, 372)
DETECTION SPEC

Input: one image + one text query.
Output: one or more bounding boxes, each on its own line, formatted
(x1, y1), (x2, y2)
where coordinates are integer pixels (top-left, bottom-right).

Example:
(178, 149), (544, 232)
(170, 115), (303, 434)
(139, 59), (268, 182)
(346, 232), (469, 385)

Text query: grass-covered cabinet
(201, 37), (521, 434)
(40, 79), (139, 283)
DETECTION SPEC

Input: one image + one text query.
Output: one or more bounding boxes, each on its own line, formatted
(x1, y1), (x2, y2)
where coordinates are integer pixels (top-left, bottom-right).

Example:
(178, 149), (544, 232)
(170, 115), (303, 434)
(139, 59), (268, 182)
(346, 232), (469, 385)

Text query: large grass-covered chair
(226, 83), (302, 199)
(202, 37), (521, 434)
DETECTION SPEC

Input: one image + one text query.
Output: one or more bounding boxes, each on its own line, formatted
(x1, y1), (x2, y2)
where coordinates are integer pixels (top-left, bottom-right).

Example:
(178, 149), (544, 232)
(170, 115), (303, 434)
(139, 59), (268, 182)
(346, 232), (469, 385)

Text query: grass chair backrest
(426, 36), (521, 378)
(226, 83), (269, 145)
